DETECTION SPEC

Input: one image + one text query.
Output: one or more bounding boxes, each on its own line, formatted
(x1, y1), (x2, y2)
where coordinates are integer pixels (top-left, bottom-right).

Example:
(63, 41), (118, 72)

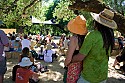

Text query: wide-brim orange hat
(67, 15), (88, 35)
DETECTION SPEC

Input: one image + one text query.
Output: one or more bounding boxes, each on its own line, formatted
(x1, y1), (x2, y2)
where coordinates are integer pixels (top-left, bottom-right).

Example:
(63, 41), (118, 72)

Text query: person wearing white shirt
(21, 35), (31, 50)
(63, 37), (70, 50)
(42, 44), (55, 63)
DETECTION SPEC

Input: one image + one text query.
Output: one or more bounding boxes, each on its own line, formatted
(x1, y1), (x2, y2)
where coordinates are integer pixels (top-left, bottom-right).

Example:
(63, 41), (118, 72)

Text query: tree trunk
(69, 0), (125, 34)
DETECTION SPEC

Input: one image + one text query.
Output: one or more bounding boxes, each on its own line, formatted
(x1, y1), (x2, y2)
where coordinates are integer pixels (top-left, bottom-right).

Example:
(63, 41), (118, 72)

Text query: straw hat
(91, 8), (117, 29)
(67, 15), (88, 35)
(46, 44), (53, 50)
(19, 57), (33, 67)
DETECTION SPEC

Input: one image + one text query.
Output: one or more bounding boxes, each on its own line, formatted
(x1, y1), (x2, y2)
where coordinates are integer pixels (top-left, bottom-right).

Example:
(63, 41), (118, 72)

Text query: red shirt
(16, 68), (34, 83)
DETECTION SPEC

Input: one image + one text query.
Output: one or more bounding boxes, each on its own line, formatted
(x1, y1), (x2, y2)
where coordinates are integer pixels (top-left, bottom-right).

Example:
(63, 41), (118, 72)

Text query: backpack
(30, 50), (38, 59)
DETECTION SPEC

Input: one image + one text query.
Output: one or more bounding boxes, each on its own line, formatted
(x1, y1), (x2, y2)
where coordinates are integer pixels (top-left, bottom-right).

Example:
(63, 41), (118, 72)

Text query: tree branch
(69, 0), (106, 13)
(23, 0), (39, 14)
(68, 0), (125, 34)
(114, 13), (125, 34)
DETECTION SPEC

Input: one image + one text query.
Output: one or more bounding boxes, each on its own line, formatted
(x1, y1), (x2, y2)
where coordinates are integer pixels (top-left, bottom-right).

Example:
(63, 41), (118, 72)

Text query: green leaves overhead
(53, 0), (76, 22)
(103, 0), (125, 15)
(1, 0), (125, 34)
(1, 0), (41, 27)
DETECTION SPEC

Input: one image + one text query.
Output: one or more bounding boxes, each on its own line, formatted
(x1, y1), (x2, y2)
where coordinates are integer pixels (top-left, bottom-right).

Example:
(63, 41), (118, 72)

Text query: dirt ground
(3, 55), (125, 83)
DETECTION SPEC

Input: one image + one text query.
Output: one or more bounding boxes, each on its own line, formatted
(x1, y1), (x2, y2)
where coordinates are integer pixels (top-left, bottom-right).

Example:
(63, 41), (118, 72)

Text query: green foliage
(80, 11), (94, 30)
(53, 0), (76, 22)
(103, 0), (125, 15)
(1, 0), (125, 34)
(1, 0), (43, 27)
(52, 0), (77, 34)
(44, 0), (59, 20)
(53, 0), (94, 32)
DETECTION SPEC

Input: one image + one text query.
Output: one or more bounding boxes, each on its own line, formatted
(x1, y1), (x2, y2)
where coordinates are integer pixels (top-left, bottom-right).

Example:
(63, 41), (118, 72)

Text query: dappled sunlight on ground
(4, 56), (65, 83)
(40, 70), (63, 82)
(108, 56), (125, 80)
(3, 55), (125, 83)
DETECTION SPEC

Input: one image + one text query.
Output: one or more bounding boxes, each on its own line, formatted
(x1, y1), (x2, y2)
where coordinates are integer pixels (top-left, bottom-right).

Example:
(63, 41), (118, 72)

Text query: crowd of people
(0, 30), (64, 83)
(0, 8), (125, 83)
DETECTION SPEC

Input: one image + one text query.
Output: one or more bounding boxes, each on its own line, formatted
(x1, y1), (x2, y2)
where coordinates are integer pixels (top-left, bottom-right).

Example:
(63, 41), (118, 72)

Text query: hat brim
(19, 62), (33, 67)
(91, 13), (117, 29)
(67, 19), (87, 35)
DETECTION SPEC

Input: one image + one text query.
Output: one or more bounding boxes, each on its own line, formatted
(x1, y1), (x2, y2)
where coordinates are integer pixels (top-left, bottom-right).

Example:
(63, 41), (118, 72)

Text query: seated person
(113, 47), (125, 74)
(10, 36), (16, 51)
(12, 47), (34, 81)
(118, 37), (124, 50)
(51, 41), (58, 48)
(42, 44), (56, 63)
(16, 57), (39, 83)
(29, 37), (37, 50)
(14, 37), (22, 52)
(18, 47), (34, 63)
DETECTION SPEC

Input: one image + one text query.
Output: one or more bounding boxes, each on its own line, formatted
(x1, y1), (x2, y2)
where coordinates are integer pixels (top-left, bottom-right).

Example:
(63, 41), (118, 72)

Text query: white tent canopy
(32, 16), (57, 24)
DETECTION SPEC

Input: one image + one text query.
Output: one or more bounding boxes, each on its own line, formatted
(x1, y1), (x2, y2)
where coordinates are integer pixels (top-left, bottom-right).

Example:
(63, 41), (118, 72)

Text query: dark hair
(77, 34), (86, 48)
(22, 47), (29, 56)
(94, 20), (114, 55)
(15, 40), (19, 42)
(24, 35), (28, 39)
(11, 36), (15, 40)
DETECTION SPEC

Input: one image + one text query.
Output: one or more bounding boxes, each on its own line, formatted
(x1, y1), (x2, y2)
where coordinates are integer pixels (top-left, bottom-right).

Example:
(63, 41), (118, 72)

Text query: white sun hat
(19, 57), (33, 67)
(16, 37), (21, 41)
(91, 8), (117, 29)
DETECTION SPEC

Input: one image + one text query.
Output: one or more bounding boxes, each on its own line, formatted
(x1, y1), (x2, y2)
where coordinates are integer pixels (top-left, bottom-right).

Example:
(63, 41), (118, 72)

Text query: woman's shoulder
(69, 36), (78, 47)
(70, 36), (78, 41)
